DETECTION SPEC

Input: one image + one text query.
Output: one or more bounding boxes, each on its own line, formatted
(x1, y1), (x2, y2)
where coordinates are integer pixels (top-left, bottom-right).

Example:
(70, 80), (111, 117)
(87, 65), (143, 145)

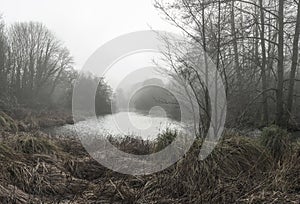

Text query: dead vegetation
(0, 112), (299, 203)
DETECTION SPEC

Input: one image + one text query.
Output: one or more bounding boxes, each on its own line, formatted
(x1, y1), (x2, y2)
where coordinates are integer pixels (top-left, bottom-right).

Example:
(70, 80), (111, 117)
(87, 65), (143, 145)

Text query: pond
(48, 111), (183, 140)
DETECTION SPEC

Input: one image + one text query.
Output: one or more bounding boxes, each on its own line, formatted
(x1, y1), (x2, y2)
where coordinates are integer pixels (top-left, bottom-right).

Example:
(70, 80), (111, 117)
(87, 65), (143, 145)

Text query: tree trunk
(276, 0), (285, 127)
(202, 3), (210, 133)
(259, 0), (269, 125)
(286, 1), (300, 124)
(230, 1), (241, 91)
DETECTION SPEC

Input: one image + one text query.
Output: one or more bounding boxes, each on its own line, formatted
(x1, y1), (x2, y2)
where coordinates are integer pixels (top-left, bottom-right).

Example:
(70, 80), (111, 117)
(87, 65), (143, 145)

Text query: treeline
(130, 79), (181, 120)
(0, 17), (112, 114)
(155, 0), (300, 129)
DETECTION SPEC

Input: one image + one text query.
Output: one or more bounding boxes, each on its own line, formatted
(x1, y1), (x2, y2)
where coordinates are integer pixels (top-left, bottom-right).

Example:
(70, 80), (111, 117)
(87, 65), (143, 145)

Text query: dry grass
(9, 134), (58, 155)
(139, 135), (275, 203)
(259, 125), (291, 162)
(0, 111), (18, 132)
(0, 125), (299, 203)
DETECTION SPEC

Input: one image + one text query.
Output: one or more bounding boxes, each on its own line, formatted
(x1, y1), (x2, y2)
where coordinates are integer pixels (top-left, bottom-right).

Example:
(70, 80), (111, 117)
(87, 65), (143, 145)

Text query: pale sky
(1, 0), (179, 70)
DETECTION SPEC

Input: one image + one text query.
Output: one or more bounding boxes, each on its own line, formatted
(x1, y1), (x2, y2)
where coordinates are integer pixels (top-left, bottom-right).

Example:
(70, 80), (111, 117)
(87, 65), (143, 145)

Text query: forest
(154, 0), (300, 130)
(0, 21), (112, 114)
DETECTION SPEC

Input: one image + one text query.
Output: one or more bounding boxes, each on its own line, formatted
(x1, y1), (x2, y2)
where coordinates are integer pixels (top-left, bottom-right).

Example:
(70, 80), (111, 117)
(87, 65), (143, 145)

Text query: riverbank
(0, 110), (300, 203)
(0, 108), (74, 132)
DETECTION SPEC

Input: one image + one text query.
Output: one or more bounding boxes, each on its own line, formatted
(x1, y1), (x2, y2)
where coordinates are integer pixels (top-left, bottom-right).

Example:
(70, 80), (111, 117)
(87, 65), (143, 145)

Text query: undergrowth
(0, 126), (299, 203)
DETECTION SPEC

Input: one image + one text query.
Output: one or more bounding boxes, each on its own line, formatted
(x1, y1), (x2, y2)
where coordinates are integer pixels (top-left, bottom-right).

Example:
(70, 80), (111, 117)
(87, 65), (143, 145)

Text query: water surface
(49, 111), (182, 140)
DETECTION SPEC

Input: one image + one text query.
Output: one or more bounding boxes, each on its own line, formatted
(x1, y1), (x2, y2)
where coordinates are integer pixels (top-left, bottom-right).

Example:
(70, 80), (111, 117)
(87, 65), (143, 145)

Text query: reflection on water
(48, 111), (183, 140)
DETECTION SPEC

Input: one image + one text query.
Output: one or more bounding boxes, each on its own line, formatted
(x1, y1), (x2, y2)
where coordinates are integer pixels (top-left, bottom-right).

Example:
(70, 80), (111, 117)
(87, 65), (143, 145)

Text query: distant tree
(0, 18), (114, 114)
(95, 78), (112, 115)
(0, 16), (9, 97)
(113, 88), (127, 111)
(7, 22), (73, 104)
(73, 73), (112, 115)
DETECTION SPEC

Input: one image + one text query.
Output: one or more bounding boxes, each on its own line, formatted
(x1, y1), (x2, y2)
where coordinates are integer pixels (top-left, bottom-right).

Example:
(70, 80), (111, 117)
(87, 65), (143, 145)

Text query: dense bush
(259, 125), (290, 161)
(155, 128), (178, 152)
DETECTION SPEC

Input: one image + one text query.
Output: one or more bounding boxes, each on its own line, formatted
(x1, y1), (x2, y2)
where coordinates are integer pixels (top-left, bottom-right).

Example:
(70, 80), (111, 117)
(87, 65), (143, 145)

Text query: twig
(109, 179), (124, 200)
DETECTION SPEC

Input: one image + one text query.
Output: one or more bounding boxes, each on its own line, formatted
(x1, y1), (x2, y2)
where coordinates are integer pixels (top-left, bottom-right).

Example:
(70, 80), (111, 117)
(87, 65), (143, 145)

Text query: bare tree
(276, 0), (285, 126)
(286, 0), (300, 124)
(8, 22), (73, 103)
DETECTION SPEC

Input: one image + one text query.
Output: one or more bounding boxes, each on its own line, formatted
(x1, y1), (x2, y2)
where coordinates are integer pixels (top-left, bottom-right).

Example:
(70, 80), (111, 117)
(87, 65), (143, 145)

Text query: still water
(49, 112), (183, 140)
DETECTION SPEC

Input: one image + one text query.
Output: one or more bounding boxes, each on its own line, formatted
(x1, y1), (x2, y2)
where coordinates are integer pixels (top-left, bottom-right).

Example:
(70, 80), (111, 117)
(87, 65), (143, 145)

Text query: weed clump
(10, 134), (58, 155)
(0, 111), (18, 132)
(155, 128), (178, 152)
(0, 143), (14, 159)
(259, 125), (290, 161)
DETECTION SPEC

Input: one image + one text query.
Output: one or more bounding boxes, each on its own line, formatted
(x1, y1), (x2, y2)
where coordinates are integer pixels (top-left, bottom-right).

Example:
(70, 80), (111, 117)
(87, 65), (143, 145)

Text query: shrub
(155, 128), (178, 152)
(259, 125), (290, 161)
